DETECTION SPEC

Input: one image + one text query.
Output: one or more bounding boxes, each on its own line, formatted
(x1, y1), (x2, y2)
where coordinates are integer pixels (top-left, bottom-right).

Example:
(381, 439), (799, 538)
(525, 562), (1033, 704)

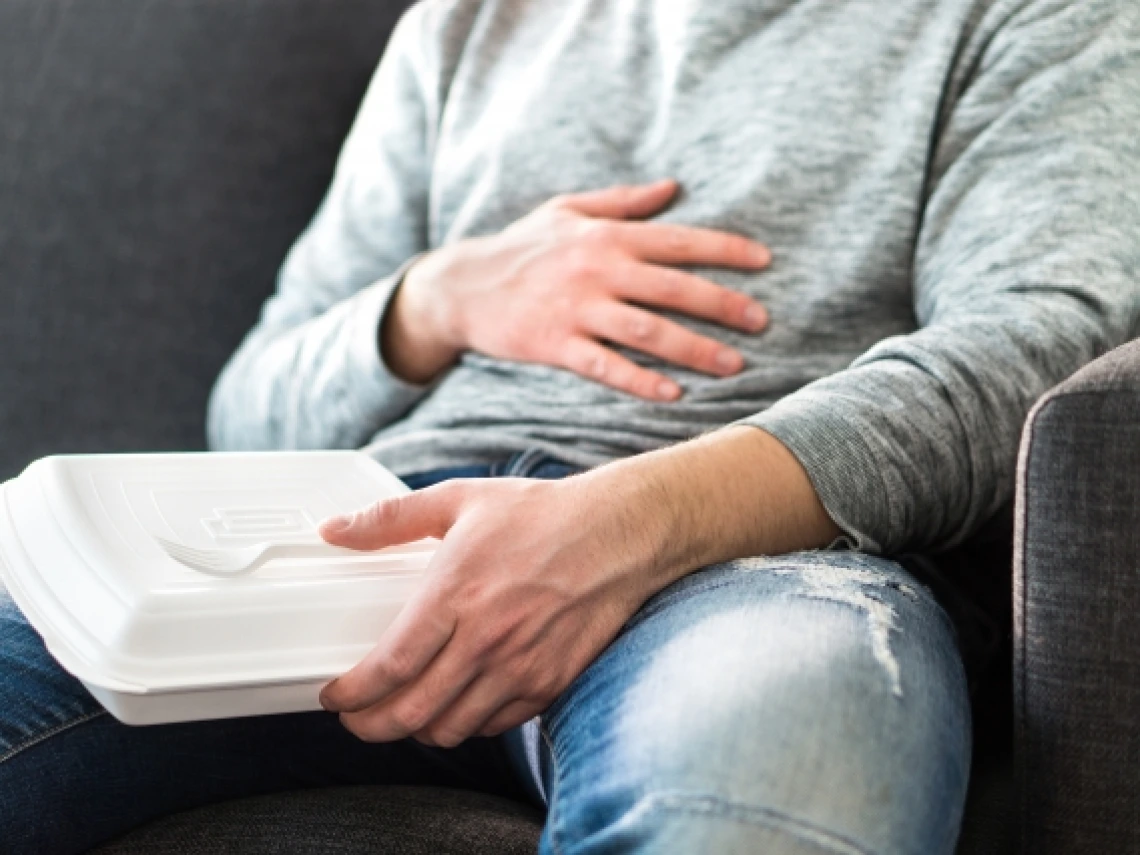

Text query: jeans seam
(639, 791), (880, 855)
(0, 708), (107, 766)
(539, 721), (567, 855)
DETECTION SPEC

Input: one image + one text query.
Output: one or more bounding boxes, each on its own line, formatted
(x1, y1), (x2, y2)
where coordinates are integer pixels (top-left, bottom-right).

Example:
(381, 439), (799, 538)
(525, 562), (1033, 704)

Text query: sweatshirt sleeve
(207, 5), (439, 452)
(743, 0), (1140, 554)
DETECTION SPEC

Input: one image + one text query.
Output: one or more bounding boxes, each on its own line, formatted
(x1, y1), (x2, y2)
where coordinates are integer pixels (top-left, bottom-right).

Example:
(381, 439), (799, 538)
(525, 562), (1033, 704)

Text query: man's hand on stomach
(382, 179), (771, 400)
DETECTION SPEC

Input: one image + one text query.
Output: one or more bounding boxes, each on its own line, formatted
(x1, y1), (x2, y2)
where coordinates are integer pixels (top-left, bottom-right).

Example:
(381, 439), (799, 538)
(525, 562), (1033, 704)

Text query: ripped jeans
(0, 452), (971, 854)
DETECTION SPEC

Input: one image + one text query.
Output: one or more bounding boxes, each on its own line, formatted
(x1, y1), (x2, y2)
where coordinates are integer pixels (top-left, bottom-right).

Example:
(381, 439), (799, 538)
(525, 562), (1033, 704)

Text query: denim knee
(538, 552), (972, 855)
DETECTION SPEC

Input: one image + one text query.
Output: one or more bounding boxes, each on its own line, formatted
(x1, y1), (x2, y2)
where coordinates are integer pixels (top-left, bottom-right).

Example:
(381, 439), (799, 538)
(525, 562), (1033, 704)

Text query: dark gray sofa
(1, 1), (1136, 852)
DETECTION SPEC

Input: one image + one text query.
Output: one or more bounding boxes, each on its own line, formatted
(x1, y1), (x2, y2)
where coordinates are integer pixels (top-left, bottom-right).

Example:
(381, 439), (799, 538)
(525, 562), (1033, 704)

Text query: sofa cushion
(90, 786), (544, 855)
(89, 764), (1014, 855)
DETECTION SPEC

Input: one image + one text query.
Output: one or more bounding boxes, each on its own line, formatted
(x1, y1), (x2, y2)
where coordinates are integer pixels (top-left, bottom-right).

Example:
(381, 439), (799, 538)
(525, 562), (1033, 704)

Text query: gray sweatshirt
(208, 0), (1140, 555)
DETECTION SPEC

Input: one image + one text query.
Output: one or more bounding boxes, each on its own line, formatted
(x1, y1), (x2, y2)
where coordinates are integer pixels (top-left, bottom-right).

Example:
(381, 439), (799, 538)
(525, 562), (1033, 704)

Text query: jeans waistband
(400, 449), (582, 491)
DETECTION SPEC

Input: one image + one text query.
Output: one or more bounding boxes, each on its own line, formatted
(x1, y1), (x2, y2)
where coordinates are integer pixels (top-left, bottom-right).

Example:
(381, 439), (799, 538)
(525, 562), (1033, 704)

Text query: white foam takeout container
(0, 451), (435, 725)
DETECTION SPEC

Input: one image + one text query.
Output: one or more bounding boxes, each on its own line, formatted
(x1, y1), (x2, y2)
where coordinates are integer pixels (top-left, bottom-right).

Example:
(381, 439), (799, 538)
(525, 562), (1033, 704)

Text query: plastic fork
(154, 536), (432, 579)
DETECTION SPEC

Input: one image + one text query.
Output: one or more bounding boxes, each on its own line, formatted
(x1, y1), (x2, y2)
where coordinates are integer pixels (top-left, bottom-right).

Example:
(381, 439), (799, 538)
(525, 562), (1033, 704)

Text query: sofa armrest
(1015, 338), (1140, 853)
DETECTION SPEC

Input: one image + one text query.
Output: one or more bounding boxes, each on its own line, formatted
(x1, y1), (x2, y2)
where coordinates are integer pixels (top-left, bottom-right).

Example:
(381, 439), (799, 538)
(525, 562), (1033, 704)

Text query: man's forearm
(582, 425), (842, 588)
(317, 421), (841, 744)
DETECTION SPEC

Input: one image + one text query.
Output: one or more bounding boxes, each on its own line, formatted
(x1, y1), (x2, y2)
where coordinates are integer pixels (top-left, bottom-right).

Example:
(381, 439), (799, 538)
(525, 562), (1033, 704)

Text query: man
(3, 0), (1138, 852)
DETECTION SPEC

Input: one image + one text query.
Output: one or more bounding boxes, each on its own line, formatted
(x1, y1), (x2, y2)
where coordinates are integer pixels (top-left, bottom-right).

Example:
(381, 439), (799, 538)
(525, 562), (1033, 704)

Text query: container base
(87, 678), (330, 725)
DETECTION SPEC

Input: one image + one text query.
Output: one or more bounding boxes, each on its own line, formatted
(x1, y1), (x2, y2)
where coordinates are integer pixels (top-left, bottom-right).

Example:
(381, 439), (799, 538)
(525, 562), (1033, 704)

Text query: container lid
(0, 452), (435, 695)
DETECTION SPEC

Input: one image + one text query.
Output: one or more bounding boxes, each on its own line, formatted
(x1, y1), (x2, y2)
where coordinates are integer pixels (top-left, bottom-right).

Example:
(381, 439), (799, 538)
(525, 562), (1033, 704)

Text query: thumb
(558, 179), (678, 220)
(319, 483), (463, 550)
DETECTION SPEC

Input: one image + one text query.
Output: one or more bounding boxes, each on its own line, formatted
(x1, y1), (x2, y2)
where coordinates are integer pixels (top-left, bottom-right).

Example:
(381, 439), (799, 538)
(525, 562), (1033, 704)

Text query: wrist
(573, 458), (693, 595)
(380, 250), (463, 384)
(582, 427), (842, 586)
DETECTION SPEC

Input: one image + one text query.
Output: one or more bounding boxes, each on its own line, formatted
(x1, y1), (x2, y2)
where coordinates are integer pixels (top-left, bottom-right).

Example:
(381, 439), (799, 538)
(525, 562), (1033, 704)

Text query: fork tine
(168, 549), (205, 563)
(158, 538), (194, 556)
(162, 540), (213, 560)
(164, 544), (203, 563)
(157, 538), (229, 569)
(154, 536), (267, 576)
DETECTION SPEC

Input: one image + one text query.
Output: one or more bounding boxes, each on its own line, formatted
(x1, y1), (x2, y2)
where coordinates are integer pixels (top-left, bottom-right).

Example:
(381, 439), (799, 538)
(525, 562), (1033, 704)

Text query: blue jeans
(0, 451), (971, 854)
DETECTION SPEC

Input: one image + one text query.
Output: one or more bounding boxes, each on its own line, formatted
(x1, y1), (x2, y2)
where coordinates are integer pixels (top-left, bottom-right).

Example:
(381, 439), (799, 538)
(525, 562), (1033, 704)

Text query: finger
(560, 336), (682, 402)
(339, 639), (480, 744)
(555, 179), (678, 220)
(612, 221), (771, 269)
(319, 481), (465, 549)
(413, 675), (516, 748)
(582, 303), (745, 377)
(615, 263), (768, 333)
(320, 588), (457, 713)
(478, 699), (547, 738)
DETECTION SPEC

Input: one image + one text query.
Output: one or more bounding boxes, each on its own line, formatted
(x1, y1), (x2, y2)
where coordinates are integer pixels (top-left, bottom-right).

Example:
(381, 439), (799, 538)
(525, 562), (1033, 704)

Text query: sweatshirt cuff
(738, 396), (899, 555)
(346, 256), (434, 424)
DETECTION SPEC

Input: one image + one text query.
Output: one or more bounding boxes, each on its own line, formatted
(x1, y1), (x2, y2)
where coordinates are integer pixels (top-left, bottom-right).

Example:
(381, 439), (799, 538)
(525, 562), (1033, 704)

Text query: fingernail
(657, 380), (682, 400)
(319, 515), (351, 535)
(752, 245), (772, 266)
(319, 681), (339, 712)
(716, 349), (744, 373)
(745, 304), (768, 331)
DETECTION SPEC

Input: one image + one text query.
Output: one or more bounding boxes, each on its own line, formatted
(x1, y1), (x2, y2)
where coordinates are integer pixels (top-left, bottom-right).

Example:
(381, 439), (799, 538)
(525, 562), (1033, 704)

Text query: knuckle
(357, 499), (392, 529)
(470, 622), (510, 655)
(614, 365), (644, 394)
(418, 480), (469, 524)
(376, 649), (418, 686)
(688, 338), (719, 367)
(390, 700), (434, 735)
(499, 656), (533, 687)
(638, 376), (663, 399)
(433, 478), (468, 506)
(614, 187), (641, 214)
(656, 271), (684, 301)
(728, 235), (756, 261)
(575, 348), (608, 381)
(365, 495), (414, 531)
(665, 229), (692, 253)
(611, 367), (642, 395)
(719, 289), (746, 320)
(626, 312), (657, 342)
(526, 675), (561, 707)
(330, 683), (369, 714)
(561, 245), (601, 281)
(527, 686), (558, 710)
(578, 219), (619, 249)
(717, 234), (754, 265)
